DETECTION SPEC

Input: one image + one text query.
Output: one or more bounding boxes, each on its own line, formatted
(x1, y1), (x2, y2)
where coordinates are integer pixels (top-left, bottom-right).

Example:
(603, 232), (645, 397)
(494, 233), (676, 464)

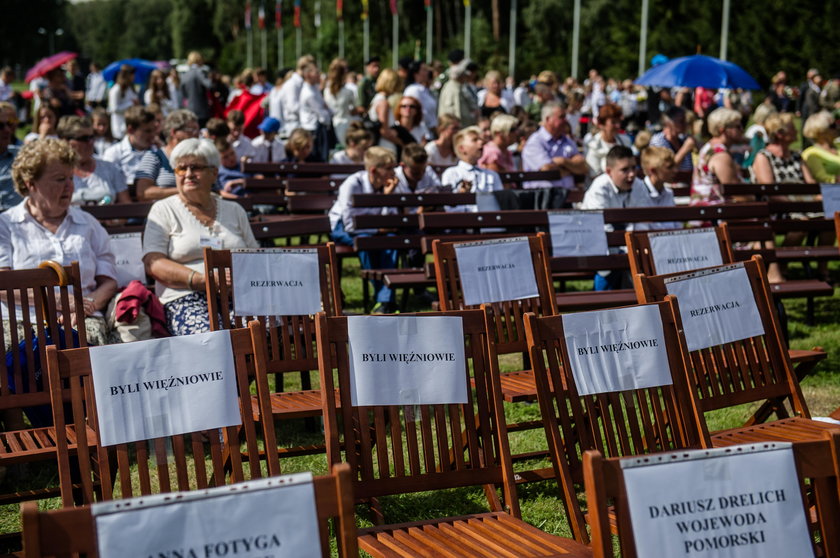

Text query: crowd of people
(0, 47), (839, 336)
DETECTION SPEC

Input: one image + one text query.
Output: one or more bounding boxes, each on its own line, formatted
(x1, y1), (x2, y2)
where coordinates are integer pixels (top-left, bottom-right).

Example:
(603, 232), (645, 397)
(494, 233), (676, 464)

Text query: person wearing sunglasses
(395, 96), (431, 146)
(0, 101), (21, 212)
(57, 115), (130, 205)
(142, 138), (257, 336)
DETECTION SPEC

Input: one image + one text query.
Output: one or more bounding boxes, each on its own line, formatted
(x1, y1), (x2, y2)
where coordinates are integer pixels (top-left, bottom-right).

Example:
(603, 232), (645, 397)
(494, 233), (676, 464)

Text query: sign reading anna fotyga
(93, 472), (322, 558)
(89, 331), (240, 447)
(621, 444), (813, 557)
(665, 264), (765, 352)
(548, 211), (609, 257)
(454, 237), (539, 306)
(347, 315), (468, 406)
(648, 228), (724, 275)
(231, 249), (322, 316)
(562, 305), (671, 396)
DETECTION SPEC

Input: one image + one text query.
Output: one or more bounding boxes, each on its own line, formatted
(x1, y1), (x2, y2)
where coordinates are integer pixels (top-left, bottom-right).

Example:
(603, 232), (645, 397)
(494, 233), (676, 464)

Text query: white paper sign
(347, 315), (468, 406)
(89, 331), (241, 447)
(93, 472), (321, 558)
(648, 228), (724, 275)
(548, 211), (609, 257)
(820, 183), (840, 218)
(454, 237), (539, 306)
(231, 249), (322, 316)
(665, 264), (765, 352)
(621, 443), (814, 558)
(562, 305), (672, 396)
(109, 233), (146, 288)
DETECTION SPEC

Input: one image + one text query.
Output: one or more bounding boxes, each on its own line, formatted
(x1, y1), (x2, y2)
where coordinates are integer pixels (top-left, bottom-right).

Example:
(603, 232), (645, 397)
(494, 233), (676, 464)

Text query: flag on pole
(361, 0), (368, 20)
(245, 1), (252, 29)
(389, 0), (397, 15)
(463, 0), (470, 6)
(336, 0), (343, 20)
(424, 0), (430, 9)
(294, 0), (301, 27)
(275, 0), (282, 28)
(258, 1), (266, 29)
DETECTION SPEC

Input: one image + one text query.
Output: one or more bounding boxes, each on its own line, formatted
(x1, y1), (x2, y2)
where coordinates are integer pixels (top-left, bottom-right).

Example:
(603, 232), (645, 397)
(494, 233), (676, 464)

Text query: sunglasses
(400, 104), (420, 110)
(174, 164), (212, 176)
(70, 134), (94, 142)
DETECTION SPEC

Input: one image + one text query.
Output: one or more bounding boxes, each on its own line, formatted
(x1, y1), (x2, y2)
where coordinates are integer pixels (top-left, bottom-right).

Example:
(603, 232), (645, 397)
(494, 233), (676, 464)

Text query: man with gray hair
(521, 101), (587, 204)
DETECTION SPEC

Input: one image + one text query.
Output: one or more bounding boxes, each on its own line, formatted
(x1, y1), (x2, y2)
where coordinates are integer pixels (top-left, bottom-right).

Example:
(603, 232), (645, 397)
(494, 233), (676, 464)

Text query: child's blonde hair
(364, 146), (396, 170)
(640, 146), (675, 173)
(453, 126), (482, 152)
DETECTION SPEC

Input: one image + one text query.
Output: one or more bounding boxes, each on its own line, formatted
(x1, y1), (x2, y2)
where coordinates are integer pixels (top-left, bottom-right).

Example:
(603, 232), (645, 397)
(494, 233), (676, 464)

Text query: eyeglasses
(0, 119), (18, 130)
(174, 164), (212, 176)
(400, 104), (420, 110)
(70, 134), (94, 142)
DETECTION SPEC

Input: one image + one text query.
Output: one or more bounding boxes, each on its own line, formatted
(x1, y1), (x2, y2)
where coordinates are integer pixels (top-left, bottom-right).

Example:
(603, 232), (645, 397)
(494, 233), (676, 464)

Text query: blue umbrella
(635, 55), (761, 90)
(102, 58), (165, 84)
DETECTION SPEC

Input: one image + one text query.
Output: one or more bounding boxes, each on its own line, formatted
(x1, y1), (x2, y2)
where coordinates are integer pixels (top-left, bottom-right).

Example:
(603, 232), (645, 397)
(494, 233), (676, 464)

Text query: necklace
(180, 195), (217, 228)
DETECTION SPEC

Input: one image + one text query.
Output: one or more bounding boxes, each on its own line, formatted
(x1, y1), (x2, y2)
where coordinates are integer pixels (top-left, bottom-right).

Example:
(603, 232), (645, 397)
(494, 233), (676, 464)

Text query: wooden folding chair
(633, 256), (840, 449)
(45, 322), (279, 507)
(523, 300), (706, 543)
(316, 310), (591, 557)
(626, 225), (828, 424)
(204, 245), (341, 457)
(21, 463), (358, 558)
(433, 233), (558, 483)
(584, 434), (840, 558)
(0, 261), (89, 507)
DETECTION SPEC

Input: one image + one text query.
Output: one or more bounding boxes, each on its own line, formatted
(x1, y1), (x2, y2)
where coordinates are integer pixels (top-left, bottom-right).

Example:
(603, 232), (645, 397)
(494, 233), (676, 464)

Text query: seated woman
(0, 138), (118, 345)
(142, 138), (258, 336)
(691, 107), (744, 206)
(135, 109), (200, 201)
(478, 114), (518, 174)
(57, 115), (131, 205)
(802, 111), (840, 184)
(584, 102), (632, 179)
(394, 95), (431, 146)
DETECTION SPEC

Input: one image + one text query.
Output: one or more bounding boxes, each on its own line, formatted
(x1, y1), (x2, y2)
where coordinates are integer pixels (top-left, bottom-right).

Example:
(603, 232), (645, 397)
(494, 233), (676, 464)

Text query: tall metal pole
(426, 3), (433, 63)
(392, 15), (399, 68)
(571, 0), (580, 79)
(339, 20), (345, 59)
(363, 19), (370, 63)
(464, 2), (472, 60)
(247, 31), (254, 68)
(278, 27), (284, 70)
(507, 0), (516, 80)
(638, 0), (649, 76)
(720, 0), (731, 60)
(296, 28), (302, 59)
(261, 29), (268, 69)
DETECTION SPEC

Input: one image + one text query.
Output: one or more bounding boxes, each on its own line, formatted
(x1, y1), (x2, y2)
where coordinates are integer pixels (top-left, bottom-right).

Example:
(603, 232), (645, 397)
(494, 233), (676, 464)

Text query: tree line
(2, 0), (838, 88)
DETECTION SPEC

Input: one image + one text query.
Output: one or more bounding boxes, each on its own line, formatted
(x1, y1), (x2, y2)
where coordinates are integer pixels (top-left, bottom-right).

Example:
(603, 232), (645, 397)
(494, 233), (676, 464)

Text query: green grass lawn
(2, 254), (838, 554)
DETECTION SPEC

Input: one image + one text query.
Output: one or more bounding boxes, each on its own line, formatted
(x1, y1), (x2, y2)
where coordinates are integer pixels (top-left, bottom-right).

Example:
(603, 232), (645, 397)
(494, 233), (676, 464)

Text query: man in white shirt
(226, 110), (255, 162)
(274, 55), (315, 137)
(404, 61), (438, 133)
(328, 147), (399, 313)
(102, 106), (158, 186)
(298, 63), (332, 161)
(250, 117), (285, 163)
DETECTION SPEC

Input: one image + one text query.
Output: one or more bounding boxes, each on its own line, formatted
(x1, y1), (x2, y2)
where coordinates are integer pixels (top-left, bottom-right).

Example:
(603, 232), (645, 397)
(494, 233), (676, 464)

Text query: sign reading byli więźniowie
(347, 315), (468, 407)
(89, 330), (240, 447)
(454, 236), (539, 306)
(621, 443), (814, 558)
(231, 249), (322, 316)
(93, 472), (322, 558)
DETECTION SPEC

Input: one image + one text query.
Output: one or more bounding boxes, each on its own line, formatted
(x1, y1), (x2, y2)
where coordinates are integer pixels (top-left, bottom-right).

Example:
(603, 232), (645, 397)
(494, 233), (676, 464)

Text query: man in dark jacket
(180, 51), (212, 127)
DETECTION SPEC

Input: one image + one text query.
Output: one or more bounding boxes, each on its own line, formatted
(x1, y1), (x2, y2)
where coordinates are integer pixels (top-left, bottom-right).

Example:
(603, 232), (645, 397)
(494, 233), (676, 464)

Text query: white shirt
(328, 170), (397, 233)
(0, 78), (12, 102)
(424, 141), (458, 166)
(440, 160), (503, 194)
(102, 136), (154, 185)
(299, 82), (332, 131)
(633, 177), (680, 231)
(278, 72), (305, 135)
(142, 195), (258, 304)
(85, 72), (107, 104)
(107, 85), (138, 139)
(0, 201), (117, 295)
(72, 158), (128, 205)
(394, 166), (442, 194)
(476, 89), (516, 113)
(250, 135), (285, 163)
(404, 83), (438, 130)
(232, 135), (255, 161)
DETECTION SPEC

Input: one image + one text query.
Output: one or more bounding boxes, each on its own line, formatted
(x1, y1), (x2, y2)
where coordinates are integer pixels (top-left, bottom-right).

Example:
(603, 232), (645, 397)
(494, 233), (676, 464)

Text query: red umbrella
(25, 51), (77, 83)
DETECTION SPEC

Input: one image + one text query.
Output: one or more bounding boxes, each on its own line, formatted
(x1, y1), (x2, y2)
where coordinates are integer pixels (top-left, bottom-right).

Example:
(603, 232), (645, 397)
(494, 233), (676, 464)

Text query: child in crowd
(281, 128), (314, 163)
(91, 107), (116, 156)
(215, 137), (248, 196)
(226, 109), (254, 162)
(637, 146), (679, 230)
(204, 118), (230, 141)
(328, 147), (399, 313)
(330, 122), (373, 164)
(251, 116), (285, 163)
(395, 143), (441, 196)
(424, 113), (460, 166)
(442, 126), (504, 194)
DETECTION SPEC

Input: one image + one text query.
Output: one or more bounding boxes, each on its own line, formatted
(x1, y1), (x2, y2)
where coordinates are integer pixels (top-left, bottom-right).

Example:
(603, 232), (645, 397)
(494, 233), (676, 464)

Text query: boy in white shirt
(328, 147), (399, 313)
(441, 126), (503, 212)
(226, 110), (255, 162)
(250, 116), (285, 163)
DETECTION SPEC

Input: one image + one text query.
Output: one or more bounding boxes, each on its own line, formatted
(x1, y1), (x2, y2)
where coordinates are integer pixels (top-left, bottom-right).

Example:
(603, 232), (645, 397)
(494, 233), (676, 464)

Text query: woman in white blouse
(324, 58), (358, 146)
(0, 138), (118, 345)
(142, 138), (257, 335)
(108, 65), (139, 139)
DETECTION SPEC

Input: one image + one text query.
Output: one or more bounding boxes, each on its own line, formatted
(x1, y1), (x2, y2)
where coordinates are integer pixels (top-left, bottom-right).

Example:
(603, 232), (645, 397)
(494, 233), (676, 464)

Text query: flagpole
(392, 15), (398, 69)
(278, 27), (284, 69)
(362, 1), (369, 64)
(638, 0), (649, 77)
(314, 0), (321, 67)
(425, 1), (432, 64)
(337, 0), (344, 59)
(464, 1), (471, 60)
(246, 1), (253, 68)
(720, 0), (731, 61)
(276, 0), (283, 70)
(507, 0), (516, 80)
(294, 0), (302, 59)
(571, 0), (580, 79)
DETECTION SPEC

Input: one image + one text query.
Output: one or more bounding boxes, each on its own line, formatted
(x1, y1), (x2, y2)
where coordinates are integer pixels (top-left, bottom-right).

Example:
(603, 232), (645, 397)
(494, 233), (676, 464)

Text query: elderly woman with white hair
(802, 111), (840, 183)
(478, 114), (518, 174)
(691, 107), (744, 206)
(142, 138), (257, 335)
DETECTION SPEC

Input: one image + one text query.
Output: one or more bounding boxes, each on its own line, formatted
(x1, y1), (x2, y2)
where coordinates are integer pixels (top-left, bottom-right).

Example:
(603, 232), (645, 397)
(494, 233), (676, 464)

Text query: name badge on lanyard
(199, 226), (223, 250)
